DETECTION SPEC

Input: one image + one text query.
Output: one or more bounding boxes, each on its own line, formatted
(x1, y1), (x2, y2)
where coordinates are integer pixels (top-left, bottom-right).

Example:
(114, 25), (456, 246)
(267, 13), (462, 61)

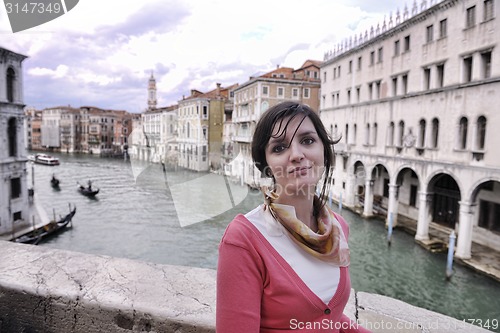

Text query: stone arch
(427, 173), (462, 228)
(394, 166), (421, 220)
(469, 178), (500, 235)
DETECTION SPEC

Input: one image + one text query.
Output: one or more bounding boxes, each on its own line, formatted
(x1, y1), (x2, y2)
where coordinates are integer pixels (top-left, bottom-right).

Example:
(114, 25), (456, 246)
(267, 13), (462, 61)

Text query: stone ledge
(0, 241), (216, 333)
(0, 240), (492, 333)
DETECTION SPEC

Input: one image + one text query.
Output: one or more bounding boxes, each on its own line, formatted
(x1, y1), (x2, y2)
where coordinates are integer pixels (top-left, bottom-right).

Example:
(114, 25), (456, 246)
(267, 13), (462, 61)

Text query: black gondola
(13, 206), (76, 245)
(77, 181), (99, 197)
(51, 174), (60, 188)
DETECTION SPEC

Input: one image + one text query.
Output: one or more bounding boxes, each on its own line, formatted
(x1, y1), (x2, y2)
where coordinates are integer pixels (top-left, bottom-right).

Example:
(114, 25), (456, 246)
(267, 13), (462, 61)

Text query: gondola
(77, 183), (99, 197)
(13, 206), (76, 245)
(51, 174), (60, 188)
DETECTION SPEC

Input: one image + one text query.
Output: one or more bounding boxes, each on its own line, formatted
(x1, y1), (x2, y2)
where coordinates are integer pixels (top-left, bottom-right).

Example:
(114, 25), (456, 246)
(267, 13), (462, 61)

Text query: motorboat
(30, 153), (60, 166)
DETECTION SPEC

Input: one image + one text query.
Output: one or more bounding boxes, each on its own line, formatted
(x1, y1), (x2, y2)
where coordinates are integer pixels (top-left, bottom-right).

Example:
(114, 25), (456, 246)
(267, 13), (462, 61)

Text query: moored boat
(13, 206), (76, 245)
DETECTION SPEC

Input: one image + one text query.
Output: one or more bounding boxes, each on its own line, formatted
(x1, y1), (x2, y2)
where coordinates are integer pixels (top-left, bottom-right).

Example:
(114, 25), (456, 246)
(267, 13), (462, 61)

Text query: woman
(216, 102), (370, 332)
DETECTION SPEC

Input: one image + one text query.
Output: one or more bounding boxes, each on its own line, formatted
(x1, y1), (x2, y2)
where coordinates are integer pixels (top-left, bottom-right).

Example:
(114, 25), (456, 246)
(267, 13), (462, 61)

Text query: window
(375, 81), (381, 99)
(484, 0), (494, 21)
(356, 87), (361, 102)
(348, 60), (353, 73)
(370, 51), (375, 65)
(303, 88), (310, 98)
(383, 179), (390, 198)
(345, 124), (349, 145)
(11, 177), (21, 199)
(277, 87), (284, 98)
(424, 68), (431, 90)
(398, 121), (405, 147)
(347, 89), (351, 104)
(333, 68), (337, 78)
(338, 66), (341, 77)
(437, 64), (445, 87)
(353, 124), (357, 144)
(202, 127), (207, 140)
(402, 74), (408, 94)
(459, 117), (468, 149)
(476, 116), (487, 150)
(410, 185), (418, 207)
(378, 47), (383, 63)
(392, 77), (398, 96)
(336, 92), (340, 106)
(292, 88), (299, 99)
(463, 56), (473, 82)
(202, 105), (208, 119)
(394, 40), (400, 56)
(426, 25), (434, 43)
(368, 83), (373, 100)
(262, 86), (269, 96)
(431, 118), (439, 148)
(439, 19), (447, 38)
(418, 119), (426, 148)
(372, 123), (378, 145)
(357, 56), (362, 70)
(388, 122), (395, 146)
(466, 6), (476, 28)
(404, 35), (411, 52)
(365, 124), (370, 145)
(323, 71), (327, 83)
(481, 51), (492, 78)
(8, 117), (17, 157)
(7, 67), (15, 102)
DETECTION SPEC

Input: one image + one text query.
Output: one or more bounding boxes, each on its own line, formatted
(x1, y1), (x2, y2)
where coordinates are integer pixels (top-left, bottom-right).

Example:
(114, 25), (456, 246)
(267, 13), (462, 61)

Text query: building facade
(230, 61), (322, 187)
(177, 83), (235, 172)
(320, 0), (500, 258)
(0, 47), (32, 237)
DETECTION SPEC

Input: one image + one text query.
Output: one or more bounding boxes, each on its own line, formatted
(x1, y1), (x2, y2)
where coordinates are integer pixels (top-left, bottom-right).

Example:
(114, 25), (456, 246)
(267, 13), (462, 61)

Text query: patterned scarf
(263, 187), (350, 267)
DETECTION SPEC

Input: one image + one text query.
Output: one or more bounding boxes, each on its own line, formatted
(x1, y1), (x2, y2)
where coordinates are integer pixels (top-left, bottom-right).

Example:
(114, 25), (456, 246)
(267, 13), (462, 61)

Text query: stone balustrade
(0, 241), (491, 332)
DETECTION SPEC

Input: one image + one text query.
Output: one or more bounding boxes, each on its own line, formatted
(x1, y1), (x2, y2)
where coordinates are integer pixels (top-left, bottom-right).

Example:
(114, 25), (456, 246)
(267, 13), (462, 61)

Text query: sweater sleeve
(216, 223), (264, 333)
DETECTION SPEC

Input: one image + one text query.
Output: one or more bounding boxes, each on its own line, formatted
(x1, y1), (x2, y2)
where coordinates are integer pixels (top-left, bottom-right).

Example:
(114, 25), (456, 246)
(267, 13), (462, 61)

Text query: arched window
(476, 116), (487, 150)
(7, 67), (15, 102)
(353, 124), (357, 144)
(388, 122), (395, 146)
(431, 118), (439, 148)
(418, 119), (426, 148)
(8, 117), (17, 157)
(398, 120), (405, 146)
(365, 123), (370, 145)
(459, 117), (468, 149)
(372, 123), (378, 146)
(345, 124), (349, 145)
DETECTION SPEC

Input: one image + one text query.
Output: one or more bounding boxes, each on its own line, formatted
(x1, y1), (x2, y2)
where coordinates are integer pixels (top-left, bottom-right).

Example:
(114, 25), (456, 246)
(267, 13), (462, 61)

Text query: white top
(245, 204), (340, 304)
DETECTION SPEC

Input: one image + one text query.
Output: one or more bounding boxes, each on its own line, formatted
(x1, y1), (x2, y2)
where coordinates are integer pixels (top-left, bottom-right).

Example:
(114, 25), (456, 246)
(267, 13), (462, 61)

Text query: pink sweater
(216, 212), (371, 333)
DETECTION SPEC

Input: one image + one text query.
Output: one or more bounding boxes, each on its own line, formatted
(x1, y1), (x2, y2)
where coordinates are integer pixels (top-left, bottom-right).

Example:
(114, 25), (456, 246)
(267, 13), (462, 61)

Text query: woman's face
(265, 115), (325, 198)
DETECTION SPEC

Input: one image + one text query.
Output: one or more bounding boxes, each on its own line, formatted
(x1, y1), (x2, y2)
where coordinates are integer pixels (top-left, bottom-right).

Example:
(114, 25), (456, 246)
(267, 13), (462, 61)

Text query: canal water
(30, 153), (500, 331)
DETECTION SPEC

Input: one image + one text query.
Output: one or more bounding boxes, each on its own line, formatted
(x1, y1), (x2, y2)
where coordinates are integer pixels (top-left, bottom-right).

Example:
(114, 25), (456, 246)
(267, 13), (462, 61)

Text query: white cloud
(29, 64), (69, 78)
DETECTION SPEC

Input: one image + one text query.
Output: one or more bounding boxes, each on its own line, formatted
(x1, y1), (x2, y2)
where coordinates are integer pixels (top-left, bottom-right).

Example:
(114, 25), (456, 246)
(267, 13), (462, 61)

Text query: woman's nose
(289, 142), (304, 162)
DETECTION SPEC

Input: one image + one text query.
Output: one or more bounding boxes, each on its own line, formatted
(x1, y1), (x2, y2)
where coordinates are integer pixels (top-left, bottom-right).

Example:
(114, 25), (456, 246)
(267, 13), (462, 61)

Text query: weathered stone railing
(0, 241), (490, 332)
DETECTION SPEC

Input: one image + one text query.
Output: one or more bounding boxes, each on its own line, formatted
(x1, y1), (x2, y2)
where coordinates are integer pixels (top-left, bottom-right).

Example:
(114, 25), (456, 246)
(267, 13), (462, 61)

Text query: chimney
(216, 83), (221, 97)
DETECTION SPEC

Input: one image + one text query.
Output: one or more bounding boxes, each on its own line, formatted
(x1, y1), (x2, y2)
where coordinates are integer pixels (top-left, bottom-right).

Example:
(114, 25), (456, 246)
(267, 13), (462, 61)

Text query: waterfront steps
(0, 241), (491, 333)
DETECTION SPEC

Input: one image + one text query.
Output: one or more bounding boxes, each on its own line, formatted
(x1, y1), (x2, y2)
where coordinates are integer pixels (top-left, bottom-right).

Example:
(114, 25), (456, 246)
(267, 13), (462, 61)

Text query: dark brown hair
(251, 101), (339, 208)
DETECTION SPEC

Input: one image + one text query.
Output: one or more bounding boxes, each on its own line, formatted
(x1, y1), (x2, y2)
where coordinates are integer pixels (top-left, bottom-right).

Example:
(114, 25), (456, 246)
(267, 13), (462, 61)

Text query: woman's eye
(302, 138), (315, 145)
(272, 144), (286, 153)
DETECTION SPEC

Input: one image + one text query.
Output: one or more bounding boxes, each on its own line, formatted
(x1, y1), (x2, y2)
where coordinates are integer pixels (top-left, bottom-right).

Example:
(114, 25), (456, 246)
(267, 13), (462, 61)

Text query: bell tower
(147, 72), (157, 110)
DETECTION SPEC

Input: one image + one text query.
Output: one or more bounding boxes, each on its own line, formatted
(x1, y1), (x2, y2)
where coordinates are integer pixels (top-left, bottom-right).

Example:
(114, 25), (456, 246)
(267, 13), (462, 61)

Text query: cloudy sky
(1, 0), (407, 113)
